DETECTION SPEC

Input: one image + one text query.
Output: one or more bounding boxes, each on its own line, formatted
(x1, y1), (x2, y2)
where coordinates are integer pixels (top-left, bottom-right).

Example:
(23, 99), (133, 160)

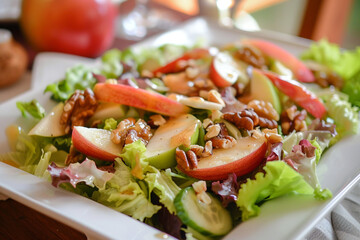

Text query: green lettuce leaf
(120, 140), (148, 180)
(92, 159), (160, 221)
(236, 161), (314, 221)
(301, 39), (360, 107)
(324, 94), (359, 141)
(103, 118), (118, 131)
(144, 167), (181, 214)
(34, 144), (57, 178)
(44, 65), (97, 102)
(16, 99), (45, 119)
(101, 49), (124, 78)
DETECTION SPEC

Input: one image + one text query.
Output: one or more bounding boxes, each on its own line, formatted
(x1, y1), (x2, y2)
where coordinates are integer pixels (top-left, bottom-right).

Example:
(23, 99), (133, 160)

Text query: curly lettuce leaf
(16, 99), (45, 119)
(324, 94), (359, 141)
(144, 167), (181, 214)
(44, 65), (97, 102)
(212, 173), (239, 207)
(301, 39), (360, 107)
(236, 161), (314, 221)
(92, 159), (160, 221)
(284, 139), (332, 200)
(48, 158), (113, 190)
(120, 140), (148, 180)
(101, 49), (124, 78)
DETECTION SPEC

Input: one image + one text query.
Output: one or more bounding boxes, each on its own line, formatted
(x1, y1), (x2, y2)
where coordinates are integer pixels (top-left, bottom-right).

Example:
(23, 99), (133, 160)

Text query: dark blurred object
(0, 29), (28, 88)
(299, 0), (353, 44)
(20, 0), (118, 58)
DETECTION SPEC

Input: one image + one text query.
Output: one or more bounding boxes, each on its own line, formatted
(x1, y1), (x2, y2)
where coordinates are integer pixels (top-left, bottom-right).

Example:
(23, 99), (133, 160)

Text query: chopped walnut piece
(234, 46), (266, 69)
(186, 150), (198, 169)
(65, 145), (85, 165)
(202, 141), (213, 157)
(280, 106), (308, 135)
(190, 145), (205, 157)
(205, 124), (221, 140)
(60, 89), (98, 134)
(111, 118), (152, 146)
(222, 107), (278, 130)
(263, 128), (282, 144)
(211, 135), (236, 149)
(148, 115), (166, 128)
(176, 148), (190, 170)
(192, 181), (211, 204)
(202, 118), (213, 129)
(247, 100), (279, 121)
(190, 142), (213, 158)
(208, 90), (225, 107)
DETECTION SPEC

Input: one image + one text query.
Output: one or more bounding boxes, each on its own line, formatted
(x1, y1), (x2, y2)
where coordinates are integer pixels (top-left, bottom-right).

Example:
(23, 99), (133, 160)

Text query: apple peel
(258, 69), (326, 119)
(94, 83), (190, 117)
(179, 136), (267, 180)
(242, 39), (315, 83)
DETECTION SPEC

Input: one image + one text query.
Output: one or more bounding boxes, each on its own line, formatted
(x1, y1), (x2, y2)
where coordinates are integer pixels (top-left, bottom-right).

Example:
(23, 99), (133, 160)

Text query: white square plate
(1, 18), (360, 240)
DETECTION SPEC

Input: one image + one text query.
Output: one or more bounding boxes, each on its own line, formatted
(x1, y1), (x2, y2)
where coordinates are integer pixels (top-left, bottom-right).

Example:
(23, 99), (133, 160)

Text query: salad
(1, 37), (359, 240)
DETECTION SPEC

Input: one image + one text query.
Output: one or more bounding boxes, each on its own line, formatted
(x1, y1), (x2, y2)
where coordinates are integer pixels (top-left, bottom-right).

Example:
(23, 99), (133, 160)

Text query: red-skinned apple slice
(72, 126), (122, 161)
(258, 69), (326, 119)
(93, 83), (190, 117)
(242, 39), (315, 83)
(209, 51), (246, 87)
(178, 135), (267, 180)
(152, 48), (210, 75)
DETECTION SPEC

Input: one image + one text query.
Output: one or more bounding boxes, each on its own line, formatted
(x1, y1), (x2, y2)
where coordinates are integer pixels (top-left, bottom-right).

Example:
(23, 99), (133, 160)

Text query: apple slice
(152, 48), (210, 75)
(87, 102), (127, 125)
(145, 114), (201, 169)
(238, 69), (281, 114)
(209, 51), (248, 87)
(28, 103), (66, 137)
(72, 126), (122, 161)
(93, 83), (190, 117)
(178, 135), (267, 180)
(259, 69), (326, 119)
(242, 39), (315, 83)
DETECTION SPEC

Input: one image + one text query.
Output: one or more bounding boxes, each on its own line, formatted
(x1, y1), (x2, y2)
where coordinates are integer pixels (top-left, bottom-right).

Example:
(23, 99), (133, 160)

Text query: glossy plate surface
(1, 18), (360, 240)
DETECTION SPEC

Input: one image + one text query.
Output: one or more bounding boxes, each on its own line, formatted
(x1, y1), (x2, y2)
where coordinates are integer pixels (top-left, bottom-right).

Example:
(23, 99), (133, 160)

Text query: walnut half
(60, 89), (98, 134)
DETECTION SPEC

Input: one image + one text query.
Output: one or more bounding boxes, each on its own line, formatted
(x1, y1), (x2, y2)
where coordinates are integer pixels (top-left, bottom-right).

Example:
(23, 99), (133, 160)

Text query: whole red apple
(21, 0), (117, 58)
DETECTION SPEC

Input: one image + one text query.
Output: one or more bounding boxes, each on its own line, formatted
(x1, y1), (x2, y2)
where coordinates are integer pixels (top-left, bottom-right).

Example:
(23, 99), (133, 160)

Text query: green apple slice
(145, 114), (201, 169)
(87, 102), (127, 124)
(28, 103), (66, 137)
(241, 70), (281, 114)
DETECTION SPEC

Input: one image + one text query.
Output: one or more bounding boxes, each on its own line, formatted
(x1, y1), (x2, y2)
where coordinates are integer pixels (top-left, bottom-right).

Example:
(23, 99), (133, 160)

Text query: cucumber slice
(174, 187), (233, 237)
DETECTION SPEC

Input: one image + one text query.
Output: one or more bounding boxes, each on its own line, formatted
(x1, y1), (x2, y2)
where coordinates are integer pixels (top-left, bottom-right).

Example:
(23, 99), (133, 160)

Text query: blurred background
(0, 0), (359, 239)
(1, 0), (358, 101)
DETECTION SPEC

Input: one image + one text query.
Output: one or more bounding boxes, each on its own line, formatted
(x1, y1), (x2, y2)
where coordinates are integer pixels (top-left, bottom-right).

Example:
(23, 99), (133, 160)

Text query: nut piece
(176, 148), (190, 170)
(202, 141), (213, 157)
(248, 100), (279, 121)
(65, 145), (85, 165)
(175, 148), (198, 170)
(211, 135), (236, 149)
(234, 46), (266, 69)
(148, 114), (166, 128)
(280, 106), (308, 135)
(263, 128), (282, 144)
(205, 124), (221, 140)
(60, 89), (98, 134)
(202, 118), (213, 129)
(192, 181), (211, 204)
(111, 118), (152, 146)
(207, 90), (225, 107)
